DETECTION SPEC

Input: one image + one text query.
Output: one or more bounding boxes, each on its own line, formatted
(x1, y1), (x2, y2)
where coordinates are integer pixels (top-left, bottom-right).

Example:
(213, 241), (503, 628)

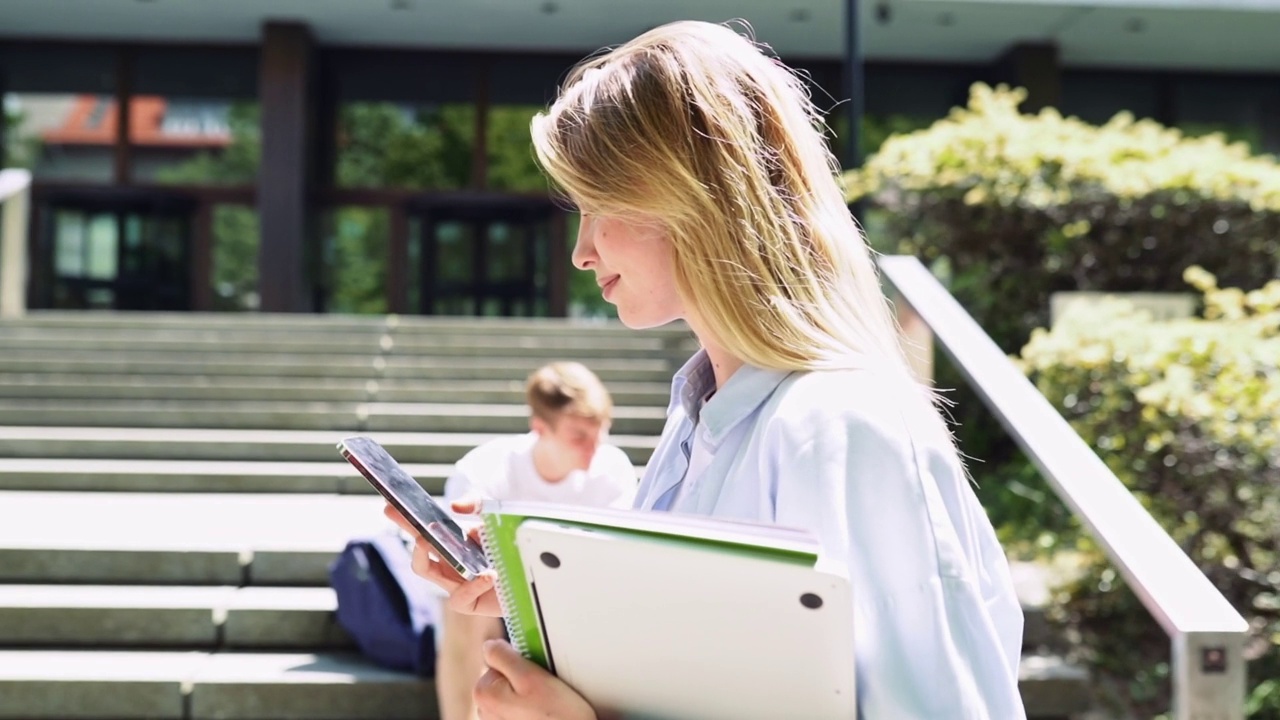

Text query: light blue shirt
(635, 351), (1027, 719)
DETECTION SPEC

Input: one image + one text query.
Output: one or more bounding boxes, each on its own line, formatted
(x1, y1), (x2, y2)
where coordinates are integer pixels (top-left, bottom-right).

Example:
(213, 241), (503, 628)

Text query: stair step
(1019, 654), (1092, 717)
(374, 382), (671, 405)
(1010, 557), (1088, 653)
(0, 650), (436, 720)
(0, 376), (374, 402)
(0, 458), (451, 493)
(0, 585), (354, 649)
(0, 354), (676, 382)
(6, 309), (689, 337)
(0, 400), (668, 434)
(0, 491), (392, 585)
(0, 375), (672, 405)
(0, 647), (1082, 719)
(0, 426), (659, 464)
(0, 333), (691, 358)
(0, 458), (647, 494)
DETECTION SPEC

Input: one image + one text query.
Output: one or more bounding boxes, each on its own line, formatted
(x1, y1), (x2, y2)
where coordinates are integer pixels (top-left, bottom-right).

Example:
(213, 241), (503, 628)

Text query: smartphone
(338, 435), (489, 580)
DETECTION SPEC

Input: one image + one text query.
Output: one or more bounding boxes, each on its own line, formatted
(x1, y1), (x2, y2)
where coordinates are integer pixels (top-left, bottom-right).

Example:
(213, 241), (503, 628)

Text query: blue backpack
(329, 532), (438, 676)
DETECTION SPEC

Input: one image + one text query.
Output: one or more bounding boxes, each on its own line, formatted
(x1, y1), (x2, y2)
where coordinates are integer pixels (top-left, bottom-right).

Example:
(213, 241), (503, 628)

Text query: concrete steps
(0, 399), (668, 434)
(0, 333), (693, 359)
(0, 426), (659, 464)
(0, 311), (1092, 719)
(0, 650), (435, 720)
(0, 375), (672, 405)
(0, 491), (391, 585)
(0, 354), (677, 383)
(0, 585), (351, 649)
(0, 458), (456, 493)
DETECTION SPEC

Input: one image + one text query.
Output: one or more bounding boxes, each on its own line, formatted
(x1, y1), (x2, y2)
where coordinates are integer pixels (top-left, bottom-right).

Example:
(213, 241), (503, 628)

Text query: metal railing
(0, 169), (32, 319)
(879, 255), (1248, 720)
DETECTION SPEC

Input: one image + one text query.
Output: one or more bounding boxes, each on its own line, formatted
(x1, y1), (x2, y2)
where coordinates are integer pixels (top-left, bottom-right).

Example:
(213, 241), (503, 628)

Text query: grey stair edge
(1019, 653), (1093, 717)
(7, 308), (687, 331)
(0, 336), (690, 353)
(0, 425), (657, 443)
(0, 640), (1075, 681)
(0, 351), (675, 370)
(0, 364), (675, 383)
(0, 460), (646, 495)
(0, 458), (454, 476)
(0, 647), (1084, 684)
(0, 427), (658, 464)
(0, 585), (354, 649)
(0, 492), (393, 576)
(0, 375), (673, 391)
(0, 399), (667, 417)
(0, 650), (436, 720)
(0, 408), (665, 434)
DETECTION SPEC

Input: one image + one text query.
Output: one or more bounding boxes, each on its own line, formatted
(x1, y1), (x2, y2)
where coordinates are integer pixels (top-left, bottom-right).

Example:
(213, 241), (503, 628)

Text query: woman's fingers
(385, 500), (501, 616)
(383, 503), (416, 535)
(410, 538), (464, 590)
(447, 573), (501, 616)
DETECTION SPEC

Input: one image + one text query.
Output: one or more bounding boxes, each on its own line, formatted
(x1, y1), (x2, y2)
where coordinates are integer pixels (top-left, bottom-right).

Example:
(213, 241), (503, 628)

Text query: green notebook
(478, 500), (857, 720)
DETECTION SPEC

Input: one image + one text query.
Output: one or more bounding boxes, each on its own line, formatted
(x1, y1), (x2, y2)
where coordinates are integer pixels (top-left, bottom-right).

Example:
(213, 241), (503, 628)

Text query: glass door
(415, 201), (551, 316)
(39, 194), (193, 310)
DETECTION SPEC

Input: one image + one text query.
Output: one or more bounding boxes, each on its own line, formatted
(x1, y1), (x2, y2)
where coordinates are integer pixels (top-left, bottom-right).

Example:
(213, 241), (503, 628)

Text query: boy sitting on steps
(435, 361), (638, 720)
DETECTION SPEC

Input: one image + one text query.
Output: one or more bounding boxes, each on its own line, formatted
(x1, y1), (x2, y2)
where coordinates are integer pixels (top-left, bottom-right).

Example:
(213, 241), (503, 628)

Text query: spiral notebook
(479, 500), (856, 720)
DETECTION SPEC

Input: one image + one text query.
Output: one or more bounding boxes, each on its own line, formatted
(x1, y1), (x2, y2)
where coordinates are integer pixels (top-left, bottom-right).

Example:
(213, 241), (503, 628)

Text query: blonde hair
(532, 22), (918, 376)
(526, 362), (613, 425)
(531, 21), (960, 452)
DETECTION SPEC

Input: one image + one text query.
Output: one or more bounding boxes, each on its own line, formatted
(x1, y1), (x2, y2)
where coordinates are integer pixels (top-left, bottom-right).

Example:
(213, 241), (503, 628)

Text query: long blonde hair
(531, 21), (932, 409)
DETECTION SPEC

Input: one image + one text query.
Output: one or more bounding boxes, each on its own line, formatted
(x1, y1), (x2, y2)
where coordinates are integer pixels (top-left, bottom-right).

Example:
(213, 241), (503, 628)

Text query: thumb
(482, 639), (539, 693)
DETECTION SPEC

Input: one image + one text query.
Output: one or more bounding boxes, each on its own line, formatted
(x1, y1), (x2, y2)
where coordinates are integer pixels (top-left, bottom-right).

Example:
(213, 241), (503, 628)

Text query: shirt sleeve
(764, 389), (1026, 719)
(589, 445), (640, 509)
(608, 447), (640, 508)
(441, 471), (474, 505)
(443, 439), (514, 505)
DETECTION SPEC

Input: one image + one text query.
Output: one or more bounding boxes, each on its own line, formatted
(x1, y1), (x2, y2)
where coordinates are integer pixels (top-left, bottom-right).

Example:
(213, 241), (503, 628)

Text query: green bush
(1019, 269), (1280, 718)
(843, 83), (1280, 551)
(845, 84), (1280, 349)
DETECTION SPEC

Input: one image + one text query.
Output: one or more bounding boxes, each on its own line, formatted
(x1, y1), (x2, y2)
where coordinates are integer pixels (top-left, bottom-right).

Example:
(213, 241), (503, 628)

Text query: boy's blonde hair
(525, 362), (613, 425)
(531, 21), (954, 445)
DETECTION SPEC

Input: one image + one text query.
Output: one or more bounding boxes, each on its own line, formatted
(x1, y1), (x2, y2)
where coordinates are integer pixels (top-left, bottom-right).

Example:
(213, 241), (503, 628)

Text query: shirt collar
(668, 349), (793, 444)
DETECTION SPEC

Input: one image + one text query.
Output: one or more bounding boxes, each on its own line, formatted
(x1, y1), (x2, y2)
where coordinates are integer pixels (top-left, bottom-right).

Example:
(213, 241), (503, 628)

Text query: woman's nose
(572, 216), (596, 270)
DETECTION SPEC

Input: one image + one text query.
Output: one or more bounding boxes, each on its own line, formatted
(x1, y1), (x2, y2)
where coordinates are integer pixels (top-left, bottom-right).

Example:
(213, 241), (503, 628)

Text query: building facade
(2, 0), (1278, 316)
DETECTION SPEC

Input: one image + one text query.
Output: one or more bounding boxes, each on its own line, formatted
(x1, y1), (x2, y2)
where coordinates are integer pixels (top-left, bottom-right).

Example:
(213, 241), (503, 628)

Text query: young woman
(387, 20), (1026, 720)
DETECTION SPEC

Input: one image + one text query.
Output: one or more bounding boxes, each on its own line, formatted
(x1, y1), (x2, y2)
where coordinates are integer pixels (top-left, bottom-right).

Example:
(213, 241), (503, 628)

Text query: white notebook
(481, 501), (856, 720)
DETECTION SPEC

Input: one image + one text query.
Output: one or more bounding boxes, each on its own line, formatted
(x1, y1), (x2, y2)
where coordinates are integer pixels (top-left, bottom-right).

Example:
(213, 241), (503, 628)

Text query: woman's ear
(529, 416), (550, 436)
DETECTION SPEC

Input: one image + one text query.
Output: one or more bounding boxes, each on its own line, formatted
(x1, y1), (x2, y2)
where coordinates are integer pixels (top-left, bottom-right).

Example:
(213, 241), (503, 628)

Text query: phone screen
(338, 436), (489, 579)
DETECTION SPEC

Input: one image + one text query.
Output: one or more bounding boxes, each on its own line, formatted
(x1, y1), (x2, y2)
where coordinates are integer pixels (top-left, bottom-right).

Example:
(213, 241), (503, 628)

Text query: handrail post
(0, 168), (32, 319)
(1173, 631), (1246, 720)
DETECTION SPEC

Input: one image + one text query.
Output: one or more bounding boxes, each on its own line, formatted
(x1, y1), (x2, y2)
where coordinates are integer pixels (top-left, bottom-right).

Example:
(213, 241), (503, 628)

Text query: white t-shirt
(442, 432), (638, 509)
(429, 432), (637, 650)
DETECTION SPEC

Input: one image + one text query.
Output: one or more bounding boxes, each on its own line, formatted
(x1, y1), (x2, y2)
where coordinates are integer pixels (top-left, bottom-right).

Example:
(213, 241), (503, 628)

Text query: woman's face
(572, 214), (685, 329)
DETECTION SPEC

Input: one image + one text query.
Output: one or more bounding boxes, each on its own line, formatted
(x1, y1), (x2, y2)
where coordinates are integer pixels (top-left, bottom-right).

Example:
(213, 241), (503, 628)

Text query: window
(4, 93), (116, 182)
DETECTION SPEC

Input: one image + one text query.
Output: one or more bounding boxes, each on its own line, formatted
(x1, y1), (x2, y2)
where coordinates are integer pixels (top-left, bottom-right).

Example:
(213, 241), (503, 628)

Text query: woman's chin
(616, 307), (679, 330)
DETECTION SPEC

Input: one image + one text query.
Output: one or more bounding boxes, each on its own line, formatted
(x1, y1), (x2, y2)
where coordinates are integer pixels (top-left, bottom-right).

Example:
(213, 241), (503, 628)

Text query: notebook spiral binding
(479, 513), (529, 657)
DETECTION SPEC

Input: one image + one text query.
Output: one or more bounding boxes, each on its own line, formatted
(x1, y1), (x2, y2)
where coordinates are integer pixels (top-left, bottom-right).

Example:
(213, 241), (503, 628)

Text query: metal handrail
(879, 254), (1248, 720)
(0, 169), (32, 319)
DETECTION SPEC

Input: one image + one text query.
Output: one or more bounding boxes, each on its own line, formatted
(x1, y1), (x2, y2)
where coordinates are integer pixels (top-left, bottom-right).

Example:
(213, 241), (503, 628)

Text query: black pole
(843, 0), (864, 172)
(843, 0), (867, 221)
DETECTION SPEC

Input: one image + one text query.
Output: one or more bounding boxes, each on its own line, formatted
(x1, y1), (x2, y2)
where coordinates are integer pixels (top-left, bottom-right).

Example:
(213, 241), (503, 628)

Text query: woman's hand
(473, 639), (598, 720)
(382, 500), (503, 617)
